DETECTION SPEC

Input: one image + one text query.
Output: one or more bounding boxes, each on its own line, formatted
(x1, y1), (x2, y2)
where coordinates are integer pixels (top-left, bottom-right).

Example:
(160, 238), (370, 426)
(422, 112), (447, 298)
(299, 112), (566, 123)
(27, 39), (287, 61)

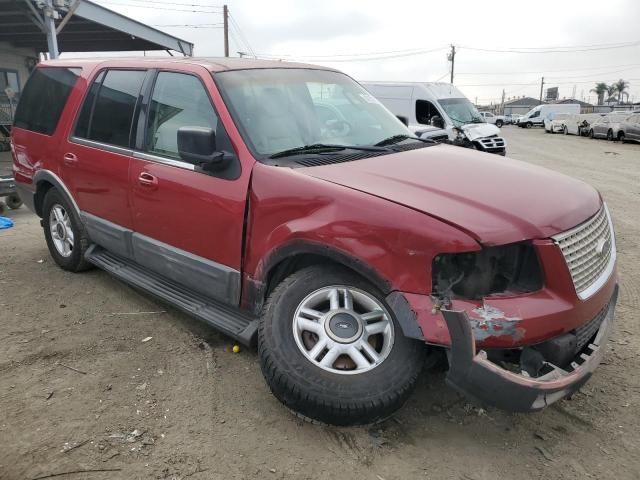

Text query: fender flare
(32, 170), (80, 218)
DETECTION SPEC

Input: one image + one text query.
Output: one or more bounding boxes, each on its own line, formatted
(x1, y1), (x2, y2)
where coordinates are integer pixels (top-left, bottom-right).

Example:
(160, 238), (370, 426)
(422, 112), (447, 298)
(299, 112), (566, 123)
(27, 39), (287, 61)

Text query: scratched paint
(468, 305), (525, 341)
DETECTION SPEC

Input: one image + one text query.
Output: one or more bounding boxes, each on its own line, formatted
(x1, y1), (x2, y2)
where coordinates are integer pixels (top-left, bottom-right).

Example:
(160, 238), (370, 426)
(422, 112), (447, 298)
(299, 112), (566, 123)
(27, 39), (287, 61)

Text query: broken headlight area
(432, 242), (543, 301)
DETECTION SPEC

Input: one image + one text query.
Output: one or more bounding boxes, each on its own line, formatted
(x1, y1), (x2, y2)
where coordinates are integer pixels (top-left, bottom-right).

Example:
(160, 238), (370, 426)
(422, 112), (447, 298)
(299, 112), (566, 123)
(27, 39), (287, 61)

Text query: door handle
(137, 172), (158, 188)
(63, 152), (78, 166)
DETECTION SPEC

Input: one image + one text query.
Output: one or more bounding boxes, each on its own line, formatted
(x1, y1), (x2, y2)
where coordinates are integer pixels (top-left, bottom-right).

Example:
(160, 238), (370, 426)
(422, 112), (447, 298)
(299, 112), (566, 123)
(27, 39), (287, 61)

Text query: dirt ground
(1, 128), (639, 480)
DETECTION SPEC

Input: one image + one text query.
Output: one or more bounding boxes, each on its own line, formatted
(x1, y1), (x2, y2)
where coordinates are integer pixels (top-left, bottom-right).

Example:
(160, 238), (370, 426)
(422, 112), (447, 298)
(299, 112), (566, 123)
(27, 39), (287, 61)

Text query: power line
(153, 24), (223, 28)
(458, 40), (640, 54)
(228, 14), (255, 57)
(457, 63), (640, 76)
(106, 0), (223, 6)
(457, 78), (640, 87)
(97, 1), (222, 13)
(255, 47), (448, 63)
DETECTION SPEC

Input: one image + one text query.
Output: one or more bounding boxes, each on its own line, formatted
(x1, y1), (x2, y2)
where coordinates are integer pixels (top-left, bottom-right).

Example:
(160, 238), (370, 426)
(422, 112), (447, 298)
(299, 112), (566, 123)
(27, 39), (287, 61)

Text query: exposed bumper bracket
(442, 286), (618, 412)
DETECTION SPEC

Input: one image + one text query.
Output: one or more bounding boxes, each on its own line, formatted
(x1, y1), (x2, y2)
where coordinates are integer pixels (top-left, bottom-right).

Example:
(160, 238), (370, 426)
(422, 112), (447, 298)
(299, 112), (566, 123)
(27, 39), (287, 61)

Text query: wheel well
(34, 180), (54, 217)
(618, 130), (625, 139)
(265, 254), (351, 298)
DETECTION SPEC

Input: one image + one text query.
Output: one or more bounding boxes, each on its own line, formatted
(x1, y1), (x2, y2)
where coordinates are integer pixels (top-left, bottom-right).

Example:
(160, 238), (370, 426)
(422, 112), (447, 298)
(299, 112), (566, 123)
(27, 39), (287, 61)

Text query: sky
(85, 0), (640, 105)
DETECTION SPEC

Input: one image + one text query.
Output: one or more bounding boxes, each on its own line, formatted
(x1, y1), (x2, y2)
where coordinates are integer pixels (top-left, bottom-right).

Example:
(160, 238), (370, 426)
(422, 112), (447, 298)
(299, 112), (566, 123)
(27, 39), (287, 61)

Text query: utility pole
(223, 4), (229, 57)
(500, 89), (505, 115)
(448, 45), (456, 84)
(539, 76), (545, 102)
(44, 0), (59, 59)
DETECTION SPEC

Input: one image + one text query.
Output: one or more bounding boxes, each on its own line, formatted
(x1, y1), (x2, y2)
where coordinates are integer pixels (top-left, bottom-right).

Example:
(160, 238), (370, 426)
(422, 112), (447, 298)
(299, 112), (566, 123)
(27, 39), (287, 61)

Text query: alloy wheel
(292, 286), (395, 375)
(49, 204), (74, 257)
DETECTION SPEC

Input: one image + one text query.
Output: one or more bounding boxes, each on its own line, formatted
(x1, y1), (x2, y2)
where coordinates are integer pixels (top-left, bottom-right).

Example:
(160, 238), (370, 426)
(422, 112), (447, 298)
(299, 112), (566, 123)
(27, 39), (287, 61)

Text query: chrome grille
(477, 136), (506, 150)
(553, 206), (615, 298)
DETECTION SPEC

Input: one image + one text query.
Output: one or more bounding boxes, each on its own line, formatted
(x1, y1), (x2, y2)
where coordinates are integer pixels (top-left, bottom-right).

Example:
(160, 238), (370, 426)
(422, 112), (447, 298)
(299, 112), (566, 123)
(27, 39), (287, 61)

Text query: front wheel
(618, 132), (625, 143)
(496, 120), (503, 128)
(259, 265), (424, 425)
(607, 130), (614, 141)
(526, 122), (533, 128)
(6, 194), (23, 210)
(589, 129), (595, 139)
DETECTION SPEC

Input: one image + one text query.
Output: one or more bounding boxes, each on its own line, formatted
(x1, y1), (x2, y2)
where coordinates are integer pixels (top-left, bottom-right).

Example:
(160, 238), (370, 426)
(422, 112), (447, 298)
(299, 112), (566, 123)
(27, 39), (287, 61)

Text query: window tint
(13, 67), (80, 135)
(146, 72), (218, 158)
(73, 71), (105, 139)
(85, 70), (146, 147)
(416, 99), (439, 125)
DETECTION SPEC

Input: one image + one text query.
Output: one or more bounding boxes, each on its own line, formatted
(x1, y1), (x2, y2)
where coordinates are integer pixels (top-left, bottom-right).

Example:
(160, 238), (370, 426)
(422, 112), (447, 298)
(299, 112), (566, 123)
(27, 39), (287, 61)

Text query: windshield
(215, 69), (411, 157)
(437, 98), (484, 126)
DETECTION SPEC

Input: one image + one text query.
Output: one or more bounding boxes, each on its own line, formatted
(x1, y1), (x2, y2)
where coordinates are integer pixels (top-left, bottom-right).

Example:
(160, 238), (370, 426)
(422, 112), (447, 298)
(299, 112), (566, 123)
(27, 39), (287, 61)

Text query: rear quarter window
(13, 67), (81, 135)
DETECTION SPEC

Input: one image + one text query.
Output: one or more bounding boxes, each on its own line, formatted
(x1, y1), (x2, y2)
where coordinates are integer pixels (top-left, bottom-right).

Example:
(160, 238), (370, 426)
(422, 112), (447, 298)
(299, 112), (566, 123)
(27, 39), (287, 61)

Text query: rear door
(628, 115), (640, 140)
(594, 117), (608, 137)
(128, 67), (247, 305)
(63, 68), (147, 257)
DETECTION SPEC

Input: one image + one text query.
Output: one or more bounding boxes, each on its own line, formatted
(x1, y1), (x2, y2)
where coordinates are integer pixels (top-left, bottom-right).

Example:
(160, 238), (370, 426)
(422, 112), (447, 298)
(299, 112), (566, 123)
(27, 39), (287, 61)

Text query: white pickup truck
(479, 111), (505, 127)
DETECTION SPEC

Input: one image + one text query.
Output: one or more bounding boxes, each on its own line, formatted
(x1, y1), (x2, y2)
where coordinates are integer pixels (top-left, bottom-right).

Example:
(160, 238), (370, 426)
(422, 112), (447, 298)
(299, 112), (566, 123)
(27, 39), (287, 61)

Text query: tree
(613, 79), (630, 103)
(607, 84), (617, 99)
(590, 82), (608, 105)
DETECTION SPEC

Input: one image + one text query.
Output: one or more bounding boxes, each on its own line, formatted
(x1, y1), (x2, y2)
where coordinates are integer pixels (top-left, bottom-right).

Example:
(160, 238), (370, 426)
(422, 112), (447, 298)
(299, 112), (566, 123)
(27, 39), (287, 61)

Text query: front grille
(553, 206), (615, 297)
(477, 136), (506, 151)
(575, 304), (608, 352)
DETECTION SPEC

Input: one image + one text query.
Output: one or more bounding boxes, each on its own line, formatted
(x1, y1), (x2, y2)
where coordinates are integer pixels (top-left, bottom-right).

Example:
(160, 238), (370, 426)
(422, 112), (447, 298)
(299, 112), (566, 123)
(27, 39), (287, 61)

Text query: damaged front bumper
(441, 285), (618, 412)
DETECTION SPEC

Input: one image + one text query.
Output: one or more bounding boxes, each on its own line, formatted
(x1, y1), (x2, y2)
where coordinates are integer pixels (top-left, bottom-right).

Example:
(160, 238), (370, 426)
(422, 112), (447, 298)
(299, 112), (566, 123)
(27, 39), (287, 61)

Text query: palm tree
(613, 79), (630, 103)
(590, 82), (608, 105)
(607, 84), (617, 99)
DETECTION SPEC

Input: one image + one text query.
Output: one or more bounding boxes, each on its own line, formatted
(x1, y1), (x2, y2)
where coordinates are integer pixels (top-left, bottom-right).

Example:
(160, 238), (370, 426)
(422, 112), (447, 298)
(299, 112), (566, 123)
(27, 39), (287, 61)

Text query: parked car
(505, 113), (522, 125)
(12, 58), (618, 425)
(479, 111), (505, 127)
(518, 104), (581, 128)
(616, 113), (640, 142)
(589, 113), (633, 140)
(544, 113), (570, 133)
(363, 82), (506, 155)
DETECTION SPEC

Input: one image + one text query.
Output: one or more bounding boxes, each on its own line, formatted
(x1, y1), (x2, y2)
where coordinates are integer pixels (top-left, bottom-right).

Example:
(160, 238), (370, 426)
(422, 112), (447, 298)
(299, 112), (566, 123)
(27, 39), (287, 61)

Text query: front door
(128, 68), (248, 305)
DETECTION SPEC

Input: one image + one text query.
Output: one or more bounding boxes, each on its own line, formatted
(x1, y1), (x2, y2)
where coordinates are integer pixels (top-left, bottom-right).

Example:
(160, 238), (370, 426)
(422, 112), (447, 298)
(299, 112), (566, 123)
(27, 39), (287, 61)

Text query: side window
(145, 72), (219, 159)
(13, 67), (80, 135)
(416, 99), (439, 125)
(75, 69), (146, 148)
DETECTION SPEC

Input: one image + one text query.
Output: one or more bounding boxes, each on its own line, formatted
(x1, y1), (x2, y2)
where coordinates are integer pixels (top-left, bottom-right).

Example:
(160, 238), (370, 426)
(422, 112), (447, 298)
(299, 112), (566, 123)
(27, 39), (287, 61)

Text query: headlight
(432, 243), (543, 300)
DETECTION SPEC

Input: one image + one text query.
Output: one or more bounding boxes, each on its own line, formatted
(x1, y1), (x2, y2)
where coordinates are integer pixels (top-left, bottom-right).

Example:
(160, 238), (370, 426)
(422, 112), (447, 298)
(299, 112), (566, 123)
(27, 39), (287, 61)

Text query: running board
(85, 245), (258, 346)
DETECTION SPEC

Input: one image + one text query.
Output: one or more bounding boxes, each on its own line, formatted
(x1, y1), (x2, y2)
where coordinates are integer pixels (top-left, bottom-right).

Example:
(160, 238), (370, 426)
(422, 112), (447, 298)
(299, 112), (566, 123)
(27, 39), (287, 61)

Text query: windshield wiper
(374, 134), (436, 147)
(269, 143), (387, 159)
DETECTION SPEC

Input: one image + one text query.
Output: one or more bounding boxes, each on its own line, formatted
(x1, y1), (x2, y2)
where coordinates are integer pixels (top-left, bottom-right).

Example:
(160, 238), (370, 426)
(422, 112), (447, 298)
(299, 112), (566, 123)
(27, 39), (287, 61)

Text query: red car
(11, 58), (618, 425)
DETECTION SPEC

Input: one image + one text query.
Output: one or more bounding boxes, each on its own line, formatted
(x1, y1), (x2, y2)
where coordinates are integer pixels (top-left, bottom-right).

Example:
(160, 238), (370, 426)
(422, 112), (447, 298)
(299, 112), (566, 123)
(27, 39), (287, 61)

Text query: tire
(496, 120), (503, 128)
(259, 265), (424, 426)
(618, 132), (625, 143)
(6, 194), (23, 210)
(607, 130), (613, 141)
(42, 188), (92, 272)
(526, 122), (532, 128)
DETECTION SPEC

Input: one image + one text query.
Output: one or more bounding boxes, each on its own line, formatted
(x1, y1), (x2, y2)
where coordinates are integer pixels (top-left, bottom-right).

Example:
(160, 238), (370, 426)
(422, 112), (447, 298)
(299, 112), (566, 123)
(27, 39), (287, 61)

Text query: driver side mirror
(177, 127), (228, 172)
(430, 115), (445, 129)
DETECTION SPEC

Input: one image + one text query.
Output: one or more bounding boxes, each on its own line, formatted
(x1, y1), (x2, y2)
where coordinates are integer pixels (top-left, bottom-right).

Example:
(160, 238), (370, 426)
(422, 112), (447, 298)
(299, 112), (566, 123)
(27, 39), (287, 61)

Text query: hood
(460, 123), (501, 140)
(302, 144), (601, 246)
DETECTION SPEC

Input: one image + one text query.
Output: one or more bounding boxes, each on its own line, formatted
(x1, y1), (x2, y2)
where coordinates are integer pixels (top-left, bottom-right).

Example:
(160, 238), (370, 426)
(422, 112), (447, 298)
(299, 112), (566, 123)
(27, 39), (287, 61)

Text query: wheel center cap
(326, 311), (362, 343)
(56, 223), (65, 239)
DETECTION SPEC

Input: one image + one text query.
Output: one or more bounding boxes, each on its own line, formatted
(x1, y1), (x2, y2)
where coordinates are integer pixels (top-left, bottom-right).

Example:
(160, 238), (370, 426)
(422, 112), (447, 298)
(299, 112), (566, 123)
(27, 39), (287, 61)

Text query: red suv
(11, 58), (618, 425)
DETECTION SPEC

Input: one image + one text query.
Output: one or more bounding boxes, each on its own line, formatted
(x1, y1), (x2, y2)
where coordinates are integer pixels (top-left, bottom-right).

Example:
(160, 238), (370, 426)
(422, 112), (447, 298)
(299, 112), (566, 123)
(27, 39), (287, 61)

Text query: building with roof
(1, 0), (193, 131)
(502, 97), (545, 116)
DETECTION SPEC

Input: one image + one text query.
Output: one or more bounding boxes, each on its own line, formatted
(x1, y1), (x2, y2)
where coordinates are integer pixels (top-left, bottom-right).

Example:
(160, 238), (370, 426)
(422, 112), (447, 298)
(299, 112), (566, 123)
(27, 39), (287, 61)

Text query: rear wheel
(607, 130), (613, 141)
(496, 120), (503, 127)
(618, 132), (625, 143)
(259, 265), (424, 425)
(42, 189), (92, 272)
(526, 122), (532, 128)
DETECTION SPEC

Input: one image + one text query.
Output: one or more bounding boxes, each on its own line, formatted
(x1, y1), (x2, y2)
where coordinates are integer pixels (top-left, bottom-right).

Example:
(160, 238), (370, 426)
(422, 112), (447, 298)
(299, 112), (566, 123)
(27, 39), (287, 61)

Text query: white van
(362, 82), (506, 155)
(517, 103), (581, 128)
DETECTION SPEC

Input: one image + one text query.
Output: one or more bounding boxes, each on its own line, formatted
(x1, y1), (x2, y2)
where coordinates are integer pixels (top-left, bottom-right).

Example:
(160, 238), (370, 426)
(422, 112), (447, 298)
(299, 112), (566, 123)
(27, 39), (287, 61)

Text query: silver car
(589, 113), (632, 140)
(617, 114), (640, 143)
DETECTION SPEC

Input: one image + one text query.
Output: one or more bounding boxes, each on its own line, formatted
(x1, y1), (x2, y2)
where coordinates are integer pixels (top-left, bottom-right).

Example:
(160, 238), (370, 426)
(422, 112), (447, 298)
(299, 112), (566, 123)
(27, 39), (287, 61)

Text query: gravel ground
(1, 128), (639, 480)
